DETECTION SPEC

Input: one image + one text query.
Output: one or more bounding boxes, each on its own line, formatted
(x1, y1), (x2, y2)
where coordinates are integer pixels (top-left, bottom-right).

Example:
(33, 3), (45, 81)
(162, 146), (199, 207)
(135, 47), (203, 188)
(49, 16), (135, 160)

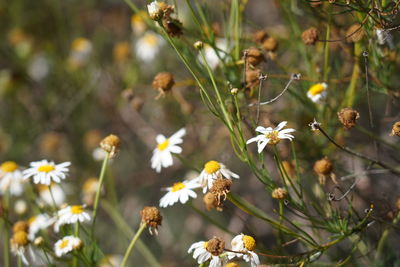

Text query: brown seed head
(271, 187), (288, 200)
(245, 47), (265, 66)
(203, 192), (222, 211)
(11, 231), (29, 247)
(337, 108), (360, 129)
(253, 30), (269, 44)
(245, 68), (261, 88)
(302, 27), (319, 45)
(13, 221), (29, 233)
(140, 206), (162, 230)
(210, 178), (232, 196)
(346, 24), (364, 43)
(390, 122), (400, 137)
(162, 18), (183, 37)
(263, 37), (278, 52)
(100, 134), (121, 157)
(152, 72), (175, 93)
(313, 157), (333, 175)
(205, 237), (225, 256)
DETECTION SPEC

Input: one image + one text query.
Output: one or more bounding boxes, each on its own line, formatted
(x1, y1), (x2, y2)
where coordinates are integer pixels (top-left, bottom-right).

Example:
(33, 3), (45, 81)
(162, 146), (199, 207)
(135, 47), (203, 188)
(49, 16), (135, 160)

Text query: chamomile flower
(55, 205), (91, 232)
(54, 236), (82, 257)
(131, 12), (147, 35)
(307, 82), (327, 103)
(135, 32), (164, 63)
(196, 161), (239, 193)
(68, 37), (93, 68)
(37, 184), (66, 207)
(23, 160), (71, 185)
(0, 161), (25, 196)
(28, 214), (55, 241)
(228, 234), (260, 267)
(199, 39), (228, 69)
(246, 121), (295, 153)
(151, 128), (186, 173)
(188, 239), (227, 267)
(159, 180), (200, 208)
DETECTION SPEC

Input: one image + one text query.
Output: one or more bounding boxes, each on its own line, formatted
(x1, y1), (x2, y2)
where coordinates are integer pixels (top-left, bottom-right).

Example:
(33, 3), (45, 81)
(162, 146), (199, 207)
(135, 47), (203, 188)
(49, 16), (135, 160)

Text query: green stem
(375, 211), (400, 261)
(91, 152), (110, 238)
(73, 222), (80, 267)
(323, 15), (331, 81)
(17, 256), (22, 267)
(121, 223), (147, 267)
(3, 192), (10, 267)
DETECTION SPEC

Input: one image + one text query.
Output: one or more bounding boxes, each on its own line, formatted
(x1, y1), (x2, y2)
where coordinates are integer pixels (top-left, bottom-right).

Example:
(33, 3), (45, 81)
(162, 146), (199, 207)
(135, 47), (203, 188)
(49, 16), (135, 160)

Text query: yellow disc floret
(143, 33), (158, 46)
(203, 241), (209, 249)
(71, 205), (84, 214)
(171, 182), (185, 192)
(157, 139), (169, 151)
(1, 161), (18, 173)
(225, 263), (240, 267)
(59, 239), (70, 249)
(38, 164), (55, 173)
(204, 161), (221, 174)
(12, 231), (29, 247)
(242, 235), (256, 251)
(308, 83), (327, 96)
(265, 131), (280, 145)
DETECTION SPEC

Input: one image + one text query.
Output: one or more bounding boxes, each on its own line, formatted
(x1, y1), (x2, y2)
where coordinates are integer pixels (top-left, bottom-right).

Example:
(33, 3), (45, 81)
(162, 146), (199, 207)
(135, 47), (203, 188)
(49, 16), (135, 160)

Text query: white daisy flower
(28, 214), (55, 241)
(307, 82), (327, 103)
(159, 180), (200, 208)
(188, 241), (226, 267)
(54, 236), (82, 257)
(246, 121), (295, 153)
(23, 160), (71, 185)
(131, 12), (147, 36)
(37, 183), (66, 207)
(228, 234), (260, 267)
(68, 37), (93, 68)
(0, 161), (25, 196)
(135, 32), (164, 63)
(54, 205), (91, 232)
(151, 128), (186, 173)
(196, 160), (239, 193)
(199, 39), (228, 69)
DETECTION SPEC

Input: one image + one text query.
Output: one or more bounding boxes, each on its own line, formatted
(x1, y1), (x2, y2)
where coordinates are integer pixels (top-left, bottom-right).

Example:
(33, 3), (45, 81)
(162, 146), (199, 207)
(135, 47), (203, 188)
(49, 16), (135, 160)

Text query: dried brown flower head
(337, 108), (360, 129)
(390, 122), (400, 137)
(346, 24), (364, 43)
(140, 206), (162, 235)
(263, 37), (278, 52)
(152, 72), (175, 98)
(203, 192), (223, 211)
(13, 221), (29, 233)
(210, 178), (233, 203)
(100, 134), (121, 158)
(245, 68), (261, 88)
(253, 30), (269, 44)
(313, 157), (337, 185)
(271, 187), (288, 200)
(245, 47), (265, 66)
(302, 27), (319, 45)
(205, 237), (225, 256)
(162, 17), (183, 37)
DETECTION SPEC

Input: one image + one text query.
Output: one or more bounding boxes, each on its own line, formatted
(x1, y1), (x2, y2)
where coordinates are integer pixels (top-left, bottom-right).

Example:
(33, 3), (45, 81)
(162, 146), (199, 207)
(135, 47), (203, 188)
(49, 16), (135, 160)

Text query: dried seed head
(346, 24), (364, 43)
(205, 236), (225, 256)
(12, 221), (29, 233)
(262, 37), (278, 52)
(337, 108), (360, 129)
(152, 72), (175, 95)
(245, 47), (265, 66)
(162, 18), (183, 37)
(302, 27), (319, 45)
(203, 192), (223, 211)
(313, 157), (333, 175)
(271, 187), (288, 200)
(100, 134), (121, 158)
(11, 231), (29, 247)
(390, 122), (400, 137)
(253, 30), (269, 44)
(210, 178), (232, 198)
(140, 206), (162, 234)
(245, 68), (261, 88)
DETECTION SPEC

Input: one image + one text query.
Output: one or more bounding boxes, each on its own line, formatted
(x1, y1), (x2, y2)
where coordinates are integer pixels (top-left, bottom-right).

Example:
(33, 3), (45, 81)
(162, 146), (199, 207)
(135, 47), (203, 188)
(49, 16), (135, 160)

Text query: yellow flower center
(37, 164), (55, 173)
(12, 231), (29, 246)
(204, 161), (221, 174)
(308, 83), (326, 96)
(1, 161), (18, 173)
(143, 34), (158, 46)
(71, 205), (84, 214)
(72, 38), (91, 52)
(265, 131), (280, 145)
(28, 216), (37, 225)
(226, 263), (240, 267)
(171, 182), (185, 192)
(203, 241), (208, 249)
(157, 139), (169, 151)
(131, 13), (145, 25)
(242, 235), (256, 251)
(59, 239), (69, 249)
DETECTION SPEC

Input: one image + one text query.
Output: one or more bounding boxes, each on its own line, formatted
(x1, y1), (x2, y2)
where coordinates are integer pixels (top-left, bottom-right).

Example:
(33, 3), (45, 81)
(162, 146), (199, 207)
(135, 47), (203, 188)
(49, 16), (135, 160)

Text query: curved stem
(121, 223), (147, 267)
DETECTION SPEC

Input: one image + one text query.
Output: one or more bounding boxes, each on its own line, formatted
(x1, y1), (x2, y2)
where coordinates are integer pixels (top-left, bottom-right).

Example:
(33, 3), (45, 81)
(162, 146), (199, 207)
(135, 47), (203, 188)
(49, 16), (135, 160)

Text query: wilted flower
(100, 134), (121, 158)
(246, 121), (295, 153)
(159, 180), (200, 208)
(271, 187), (288, 200)
(390, 122), (400, 137)
(307, 82), (327, 103)
(140, 206), (162, 235)
(152, 72), (175, 97)
(302, 27), (318, 45)
(203, 192), (223, 211)
(244, 47), (265, 66)
(151, 128), (186, 173)
(337, 108), (360, 129)
(313, 157), (337, 185)
(188, 238), (227, 267)
(23, 160), (71, 185)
